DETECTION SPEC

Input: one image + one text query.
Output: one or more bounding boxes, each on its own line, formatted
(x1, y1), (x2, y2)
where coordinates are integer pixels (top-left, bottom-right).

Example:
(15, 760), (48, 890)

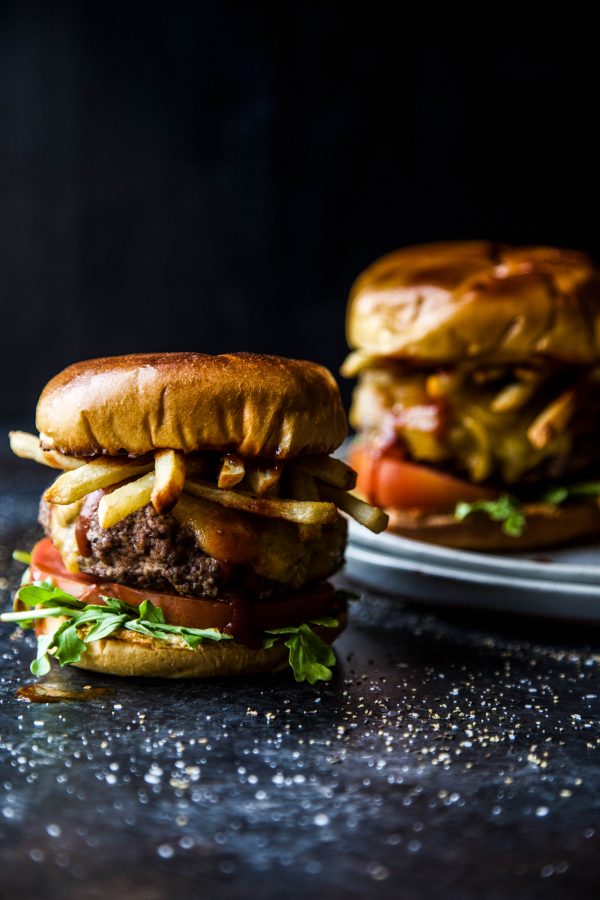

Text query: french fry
(425, 370), (464, 398)
(152, 449), (186, 514)
(184, 479), (338, 525)
(217, 453), (245, 490)
(527, 389), (575, 450)
(44, 458), (153, 505)
(462, 415), (492, 482)
(339, 350), (379, 378)
(98, 472), (155, 529)
(295, 456), (357, 491)
(491, 381), (536, 413)
(9, 431), (83, 470)
(318, 483), (389, 534)
(244, 463), (282, 497)
(289, 467), (322, 541)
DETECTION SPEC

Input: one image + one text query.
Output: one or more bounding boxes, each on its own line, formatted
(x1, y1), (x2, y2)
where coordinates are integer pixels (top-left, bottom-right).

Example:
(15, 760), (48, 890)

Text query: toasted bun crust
(37, 613), (346, 679)
(386, 503), (600, 551)
(346, 241), (600, 365)
(36, 352), (347, 458)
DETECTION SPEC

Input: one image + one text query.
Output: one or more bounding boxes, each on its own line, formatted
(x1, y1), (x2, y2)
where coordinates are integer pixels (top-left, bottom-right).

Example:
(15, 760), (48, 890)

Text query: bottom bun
(386, 503), (600, 551)
(38, 613), (347, 679)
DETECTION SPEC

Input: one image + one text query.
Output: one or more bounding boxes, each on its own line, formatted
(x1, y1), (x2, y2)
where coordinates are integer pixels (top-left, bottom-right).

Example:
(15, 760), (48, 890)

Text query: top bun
(346, 241), (600, 366)
(37, 352), (347, 459)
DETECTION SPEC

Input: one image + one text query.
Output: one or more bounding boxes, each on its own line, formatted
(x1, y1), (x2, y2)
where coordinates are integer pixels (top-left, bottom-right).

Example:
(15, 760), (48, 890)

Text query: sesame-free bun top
(345, 241), (600, 366)
(37, 352), (347, 458)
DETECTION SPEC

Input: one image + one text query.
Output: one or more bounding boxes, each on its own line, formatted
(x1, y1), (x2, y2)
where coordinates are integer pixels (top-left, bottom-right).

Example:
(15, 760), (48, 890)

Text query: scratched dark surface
(1, 450), (600, 900)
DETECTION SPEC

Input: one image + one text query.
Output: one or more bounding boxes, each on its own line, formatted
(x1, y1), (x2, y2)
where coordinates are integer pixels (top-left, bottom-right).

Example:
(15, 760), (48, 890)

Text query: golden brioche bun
(386, 503), (600, 551)
(37, 352), (347, 459)
(345, 241), (600, 366)
(37, 612), (347, 679)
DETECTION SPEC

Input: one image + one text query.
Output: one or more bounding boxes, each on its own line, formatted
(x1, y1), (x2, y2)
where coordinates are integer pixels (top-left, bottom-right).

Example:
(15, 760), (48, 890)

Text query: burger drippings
(16, 682), (112, 703)
(224, 589), (262, 648)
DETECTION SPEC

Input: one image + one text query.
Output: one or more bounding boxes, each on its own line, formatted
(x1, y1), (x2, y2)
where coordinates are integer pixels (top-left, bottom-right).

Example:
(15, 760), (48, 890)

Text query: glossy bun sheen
(347, 241), (600, 365)
(37, 352), (347, 459)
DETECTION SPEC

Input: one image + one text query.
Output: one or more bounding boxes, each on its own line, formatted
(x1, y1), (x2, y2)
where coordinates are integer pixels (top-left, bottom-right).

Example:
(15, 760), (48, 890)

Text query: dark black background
(0, 5), (597, 418)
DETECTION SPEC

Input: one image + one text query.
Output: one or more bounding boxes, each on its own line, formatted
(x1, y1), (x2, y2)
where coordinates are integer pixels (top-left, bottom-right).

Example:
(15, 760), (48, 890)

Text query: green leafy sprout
(454, 481), (600, 537)
(455, 495), (526, 537)
(1, 577), (342, 684)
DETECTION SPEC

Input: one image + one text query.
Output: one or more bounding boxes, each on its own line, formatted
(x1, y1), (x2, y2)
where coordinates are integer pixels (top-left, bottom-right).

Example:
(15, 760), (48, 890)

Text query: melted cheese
(48, 499), (83, 572)
(352, 368), (573, 483)
(172, 495), (311, 587)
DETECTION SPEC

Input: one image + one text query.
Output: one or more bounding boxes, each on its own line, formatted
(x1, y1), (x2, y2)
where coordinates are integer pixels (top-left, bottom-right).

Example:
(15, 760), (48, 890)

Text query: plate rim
(348, 518), (600, 584)
(346, 542), (600, 597)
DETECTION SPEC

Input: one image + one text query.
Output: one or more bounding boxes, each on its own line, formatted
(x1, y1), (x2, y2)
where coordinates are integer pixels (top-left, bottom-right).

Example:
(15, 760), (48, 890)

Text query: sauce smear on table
(16, 682), (112, 703)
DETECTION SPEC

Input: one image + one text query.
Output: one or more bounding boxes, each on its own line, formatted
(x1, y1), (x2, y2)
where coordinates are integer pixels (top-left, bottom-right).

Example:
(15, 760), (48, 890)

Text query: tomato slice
(29, 538), (340, 632)
(348, 442), (495, 512)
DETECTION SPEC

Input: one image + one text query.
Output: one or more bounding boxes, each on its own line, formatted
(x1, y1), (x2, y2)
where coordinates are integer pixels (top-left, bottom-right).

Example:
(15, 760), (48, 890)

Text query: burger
(4, 352), (387, 680)
(342, 241), (600, 550)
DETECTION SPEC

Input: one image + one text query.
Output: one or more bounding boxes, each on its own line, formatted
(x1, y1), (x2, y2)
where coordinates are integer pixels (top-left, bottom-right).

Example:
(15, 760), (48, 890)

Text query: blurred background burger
(343, 241), (600, 549)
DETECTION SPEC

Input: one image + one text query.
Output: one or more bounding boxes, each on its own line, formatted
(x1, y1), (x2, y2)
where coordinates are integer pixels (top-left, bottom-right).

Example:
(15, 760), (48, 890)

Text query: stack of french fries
(9, 431), (388, 536)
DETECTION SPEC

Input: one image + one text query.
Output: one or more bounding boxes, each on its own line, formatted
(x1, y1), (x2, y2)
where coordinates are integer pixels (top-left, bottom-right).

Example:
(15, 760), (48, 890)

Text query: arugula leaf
(1, 583), (338, 684)
(84, 614), (128, 642)
(1, 583), (237, 675)
(31, 634), (53, 676)
(308, 616), (339, 627)
(123, 619), (169, 639)
(455, 480), (600, 539)
(138, 621), (228, 641)
(18, 583), (83, 610)
(138, 599), (166, 625)
(285, 624), (337, 684)
(455, 495), (526, 537)
(12, 550), (32, 565)
(264, 618), (339, 683)
(101, 596), (135, 613)
(540, 486), (569, 504)
(180, 632), (203, 650)
(54, 621), (87, 666)
(540, 481), (600, 503)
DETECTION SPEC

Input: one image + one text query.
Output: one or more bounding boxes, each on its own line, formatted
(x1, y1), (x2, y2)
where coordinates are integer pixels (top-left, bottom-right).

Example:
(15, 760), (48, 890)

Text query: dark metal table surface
(1, 448), (600, 900)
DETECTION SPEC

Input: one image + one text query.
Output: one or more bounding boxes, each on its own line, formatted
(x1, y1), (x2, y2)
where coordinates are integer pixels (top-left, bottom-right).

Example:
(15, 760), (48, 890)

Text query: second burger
(342, 241), (600, 550)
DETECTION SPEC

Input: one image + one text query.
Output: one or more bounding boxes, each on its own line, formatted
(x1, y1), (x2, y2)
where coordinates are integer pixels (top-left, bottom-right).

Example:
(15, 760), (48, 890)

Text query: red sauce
(224, 589), (262, 649)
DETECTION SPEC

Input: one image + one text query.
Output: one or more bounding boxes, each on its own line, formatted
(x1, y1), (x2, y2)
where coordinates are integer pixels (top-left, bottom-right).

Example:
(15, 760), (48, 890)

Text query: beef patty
(39, 498), (346, 600)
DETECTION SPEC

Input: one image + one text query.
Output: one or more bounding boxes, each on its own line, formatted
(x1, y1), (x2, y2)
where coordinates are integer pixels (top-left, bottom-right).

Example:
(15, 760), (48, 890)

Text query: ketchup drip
(224, 589), (263, 649)
(75, 489), (105, 557)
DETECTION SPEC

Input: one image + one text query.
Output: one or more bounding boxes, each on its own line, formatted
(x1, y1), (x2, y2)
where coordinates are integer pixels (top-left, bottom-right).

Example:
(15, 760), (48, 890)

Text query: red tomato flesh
(348, 442), (495, 512)
(28, 538), (339, 631)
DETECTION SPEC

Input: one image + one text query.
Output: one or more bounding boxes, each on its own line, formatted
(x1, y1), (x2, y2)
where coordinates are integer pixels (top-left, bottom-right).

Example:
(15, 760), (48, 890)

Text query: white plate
(346, 522), (600, 621)
(345, 542), (600, 621)
(347, 519), (600, 585)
